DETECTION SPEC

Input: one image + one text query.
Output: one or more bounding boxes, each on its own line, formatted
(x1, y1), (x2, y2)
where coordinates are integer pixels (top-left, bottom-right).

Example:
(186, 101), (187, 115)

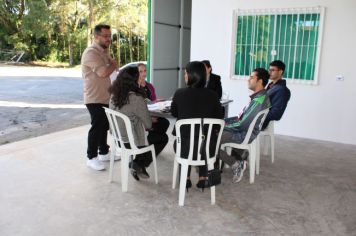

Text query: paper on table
(147, 100), (172, 111)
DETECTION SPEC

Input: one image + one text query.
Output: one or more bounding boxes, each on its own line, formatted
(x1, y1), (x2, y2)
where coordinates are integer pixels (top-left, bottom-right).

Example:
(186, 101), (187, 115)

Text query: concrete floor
(0, 125), (355, 236)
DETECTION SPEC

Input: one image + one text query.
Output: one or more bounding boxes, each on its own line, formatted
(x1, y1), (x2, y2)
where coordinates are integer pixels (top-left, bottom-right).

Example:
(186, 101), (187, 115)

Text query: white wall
(191, 0), (356, 145)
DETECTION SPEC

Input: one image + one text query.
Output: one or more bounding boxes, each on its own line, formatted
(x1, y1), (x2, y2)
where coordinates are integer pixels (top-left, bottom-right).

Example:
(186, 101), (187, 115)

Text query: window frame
(230, 7), (325, 85)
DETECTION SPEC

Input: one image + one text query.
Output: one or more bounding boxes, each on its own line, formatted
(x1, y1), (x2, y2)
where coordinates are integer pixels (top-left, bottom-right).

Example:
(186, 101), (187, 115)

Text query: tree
(0, 0), (148, 65)
(108, 0), (147, 65)
(49, 0), (88, 65)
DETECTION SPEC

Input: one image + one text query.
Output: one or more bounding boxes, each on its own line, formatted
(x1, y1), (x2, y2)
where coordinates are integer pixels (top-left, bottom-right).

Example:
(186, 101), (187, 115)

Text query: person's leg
(123, 143), (152, 168)
(187, 166), (192, 177)
(218, 131), (248, 183)
(232, 149), (249, 161)
(173, 140), (192, 189)
(134, 151), (153, 168)
(147, 131), (168, 156)
(97, 104), (110, 155)
(85, 104), (106, 170)
(147, 117), (169, 156)
(196, 166), (209, 190)
(132, 149), (152, 179)
(152, 117), (170, 134)
(218, 131), (237, 166)
(86, 104), (103, 159)
(124, 143), (145, 180)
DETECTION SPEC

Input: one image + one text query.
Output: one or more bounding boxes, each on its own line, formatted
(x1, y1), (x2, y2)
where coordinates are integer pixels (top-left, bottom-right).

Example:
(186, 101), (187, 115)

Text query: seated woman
(171, 61), (224, 191)
(137, 63), (169, 156)
(137, 63), (157, 102)
(109, 66), (165, 181)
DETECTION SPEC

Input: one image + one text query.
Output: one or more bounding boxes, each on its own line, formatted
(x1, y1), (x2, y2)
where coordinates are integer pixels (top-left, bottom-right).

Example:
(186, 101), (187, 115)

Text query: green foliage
(0, 0), (148, 65)
(22, 0), (51, 38)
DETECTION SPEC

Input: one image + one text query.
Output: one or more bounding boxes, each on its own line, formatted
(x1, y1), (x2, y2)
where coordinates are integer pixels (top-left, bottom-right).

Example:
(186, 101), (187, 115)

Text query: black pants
(124, 143), (153, 168)
(119, 117), (169, 168)
(147, 117), (169, 156)
(173, 140), (208, 178)
(124, 117), (169, 168)
(86, 103), (109, 159)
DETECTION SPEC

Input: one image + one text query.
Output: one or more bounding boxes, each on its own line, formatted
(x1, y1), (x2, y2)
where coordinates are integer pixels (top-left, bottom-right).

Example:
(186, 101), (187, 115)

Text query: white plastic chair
(172, 118), (225, 206)
(220, 108), (269, 184)
(104, 108), (158, 192)
(255, 121), (275, 175)
(260, 121), (275, 162)
(222, 91), (230, 100)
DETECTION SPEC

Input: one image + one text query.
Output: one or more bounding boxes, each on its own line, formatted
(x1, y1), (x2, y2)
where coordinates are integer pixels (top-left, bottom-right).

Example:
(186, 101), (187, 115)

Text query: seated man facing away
(262, 60), (291, 130)
(219, 68), (271, 183)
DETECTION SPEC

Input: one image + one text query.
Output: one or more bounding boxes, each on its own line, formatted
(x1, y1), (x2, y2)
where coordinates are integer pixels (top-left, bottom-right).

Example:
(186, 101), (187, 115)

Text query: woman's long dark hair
(109, 66), (146, 108)
(185, 61), (206, 88)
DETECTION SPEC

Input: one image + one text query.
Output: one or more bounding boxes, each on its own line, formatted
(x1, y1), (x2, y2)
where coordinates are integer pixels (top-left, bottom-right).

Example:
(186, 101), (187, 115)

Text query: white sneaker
(87, 158), (106, 171)
(232, 160), (247, 183)
(98, 152), (121, 161)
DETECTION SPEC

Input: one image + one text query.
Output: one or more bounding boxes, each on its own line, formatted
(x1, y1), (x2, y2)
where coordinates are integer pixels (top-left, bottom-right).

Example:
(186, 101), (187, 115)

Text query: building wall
(191, 0), (356, 145)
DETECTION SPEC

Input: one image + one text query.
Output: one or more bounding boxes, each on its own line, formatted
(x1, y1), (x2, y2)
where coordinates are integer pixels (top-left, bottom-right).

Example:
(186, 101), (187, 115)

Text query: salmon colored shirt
(81, 42), (112, 104)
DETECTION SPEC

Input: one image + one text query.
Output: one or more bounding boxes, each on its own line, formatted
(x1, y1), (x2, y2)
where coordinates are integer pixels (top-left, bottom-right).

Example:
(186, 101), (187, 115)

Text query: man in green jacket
(220, 68), (271, 183)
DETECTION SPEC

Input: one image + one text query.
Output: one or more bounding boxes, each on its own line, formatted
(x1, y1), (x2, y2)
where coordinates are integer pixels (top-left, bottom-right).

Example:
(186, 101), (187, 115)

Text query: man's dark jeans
(86, 103), (109, 159)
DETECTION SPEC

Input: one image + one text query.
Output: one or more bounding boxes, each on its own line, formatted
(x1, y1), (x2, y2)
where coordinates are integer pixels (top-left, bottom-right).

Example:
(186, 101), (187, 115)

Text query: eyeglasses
(97, 34), (111, 39)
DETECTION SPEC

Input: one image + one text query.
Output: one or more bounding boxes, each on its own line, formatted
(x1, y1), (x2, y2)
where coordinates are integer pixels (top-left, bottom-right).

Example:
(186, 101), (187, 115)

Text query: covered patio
(1, 124), (355, 235)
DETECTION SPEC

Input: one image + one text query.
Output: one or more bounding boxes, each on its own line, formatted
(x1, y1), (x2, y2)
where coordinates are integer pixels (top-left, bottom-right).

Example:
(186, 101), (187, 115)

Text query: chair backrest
(261, 121), (274, 135)
(175, 118), (225, 166)
(104, 107), (139, 152)
(241, 108), (270, 145)
(222, 91), (230, 100)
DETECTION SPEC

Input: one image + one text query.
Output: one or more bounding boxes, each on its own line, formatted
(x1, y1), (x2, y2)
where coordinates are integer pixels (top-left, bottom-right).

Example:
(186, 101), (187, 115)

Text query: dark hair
(185, 61), (207, 88)
(109, 66), (146, 108)
(137, 63), (146, 68)
(253, 68), (269, 87)
(201, 60), (212, 69)
(270, 60), (286, 74)
(94, 24), (111, 35)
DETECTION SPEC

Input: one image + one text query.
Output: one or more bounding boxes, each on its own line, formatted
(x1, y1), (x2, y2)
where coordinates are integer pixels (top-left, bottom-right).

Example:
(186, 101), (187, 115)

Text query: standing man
(81, 24), (118, 171)
(202, 60), (222, 99)
(219, 68), (271, 183)
(262, 60), (291, 129)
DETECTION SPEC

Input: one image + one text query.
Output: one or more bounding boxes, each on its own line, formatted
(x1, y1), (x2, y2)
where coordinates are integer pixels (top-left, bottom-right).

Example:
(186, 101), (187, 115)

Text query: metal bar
(287, 14), (294, 79)
(260, 15), (265, 67)
(148, 0), (154, 83)
(15, 52), (25, 63)
(154, 21), (180, 28)
(246, 16), (251, 75)
(153, 68), (180, 71)
(272, 13), (277, 62)
(277, 14), (282, 60)
(313, 8), (323, 84)
(178, 0), (184, 89)
(304, 13), (312, 80)
(292, 14), (300, 81)
(298, 13), (306, 79)
(238, 15), (244, 76)
(265, 14), (271, 68)
(282, 14), (288, 63)
(254, 15), (260, 70)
